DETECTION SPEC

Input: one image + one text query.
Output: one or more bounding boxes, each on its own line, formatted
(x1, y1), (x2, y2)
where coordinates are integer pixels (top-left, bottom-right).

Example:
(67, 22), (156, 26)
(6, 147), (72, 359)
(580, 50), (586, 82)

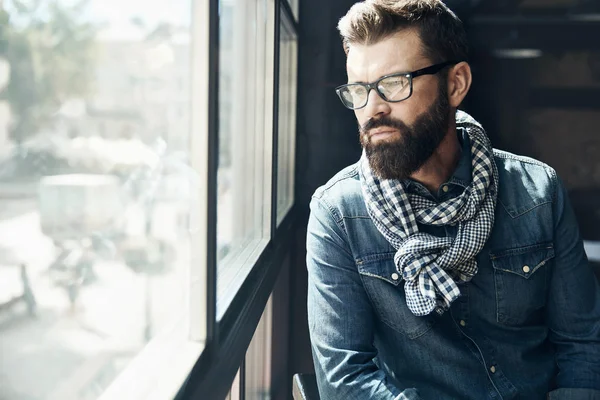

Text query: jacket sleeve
(546, 174), (600, 399)
(306, 196), (421, 400)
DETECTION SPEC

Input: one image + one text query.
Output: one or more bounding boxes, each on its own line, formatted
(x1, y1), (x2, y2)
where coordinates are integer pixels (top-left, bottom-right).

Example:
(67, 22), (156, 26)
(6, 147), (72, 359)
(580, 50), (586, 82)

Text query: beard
(359, 83), (451, 181)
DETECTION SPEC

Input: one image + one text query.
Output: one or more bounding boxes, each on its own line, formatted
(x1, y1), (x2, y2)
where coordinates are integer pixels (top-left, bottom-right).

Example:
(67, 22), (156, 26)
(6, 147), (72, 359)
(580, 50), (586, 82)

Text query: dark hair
(337, 0), (468, 64)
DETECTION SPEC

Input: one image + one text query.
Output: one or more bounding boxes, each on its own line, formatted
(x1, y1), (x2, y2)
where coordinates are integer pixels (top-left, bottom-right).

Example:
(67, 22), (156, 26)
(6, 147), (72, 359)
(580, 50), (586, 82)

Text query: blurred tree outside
(1, 0), (97, 144)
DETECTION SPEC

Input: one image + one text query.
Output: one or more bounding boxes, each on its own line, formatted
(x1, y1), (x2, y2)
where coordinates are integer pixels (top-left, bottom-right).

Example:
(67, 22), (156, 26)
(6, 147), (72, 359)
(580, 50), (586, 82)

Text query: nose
(362, 87), (391, 120)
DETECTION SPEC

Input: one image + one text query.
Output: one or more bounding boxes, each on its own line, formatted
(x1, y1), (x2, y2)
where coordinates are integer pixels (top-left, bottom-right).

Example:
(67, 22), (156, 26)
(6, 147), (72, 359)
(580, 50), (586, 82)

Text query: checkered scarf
(359, 111), (498, 316)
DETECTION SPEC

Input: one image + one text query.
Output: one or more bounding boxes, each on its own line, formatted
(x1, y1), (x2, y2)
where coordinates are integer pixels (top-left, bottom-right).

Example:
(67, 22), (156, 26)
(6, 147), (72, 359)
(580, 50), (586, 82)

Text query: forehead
(346, 29), (427, 82)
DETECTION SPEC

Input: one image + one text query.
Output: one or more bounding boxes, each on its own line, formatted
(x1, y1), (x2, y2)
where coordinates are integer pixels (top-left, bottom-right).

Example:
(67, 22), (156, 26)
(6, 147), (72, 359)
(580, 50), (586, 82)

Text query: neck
(409, 123), (461, 193)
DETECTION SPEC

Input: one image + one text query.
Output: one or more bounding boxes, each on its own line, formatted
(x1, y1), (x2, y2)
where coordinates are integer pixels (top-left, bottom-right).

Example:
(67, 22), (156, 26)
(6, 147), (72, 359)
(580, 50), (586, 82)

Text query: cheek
(354, 111), (366, 126)
(388, 105), (412, 124)
(409, 82), (440, 113)
(355, 114), (371, 134)
(390, 98), (428, 125)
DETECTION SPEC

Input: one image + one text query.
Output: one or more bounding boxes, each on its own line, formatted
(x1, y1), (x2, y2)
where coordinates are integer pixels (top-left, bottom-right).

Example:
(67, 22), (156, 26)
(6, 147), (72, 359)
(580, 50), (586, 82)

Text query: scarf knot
(360, 111), (498, 316)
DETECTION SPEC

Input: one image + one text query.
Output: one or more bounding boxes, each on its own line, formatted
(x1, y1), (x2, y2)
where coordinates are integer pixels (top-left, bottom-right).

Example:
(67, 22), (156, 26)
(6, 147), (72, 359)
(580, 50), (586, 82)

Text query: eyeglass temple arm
(411, 61), (459, 78)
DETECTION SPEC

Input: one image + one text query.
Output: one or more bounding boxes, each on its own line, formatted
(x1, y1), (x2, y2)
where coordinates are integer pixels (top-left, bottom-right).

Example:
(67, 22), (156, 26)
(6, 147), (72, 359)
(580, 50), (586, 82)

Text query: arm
(306, 196), (420, 400)
(546, 175), (600, 400)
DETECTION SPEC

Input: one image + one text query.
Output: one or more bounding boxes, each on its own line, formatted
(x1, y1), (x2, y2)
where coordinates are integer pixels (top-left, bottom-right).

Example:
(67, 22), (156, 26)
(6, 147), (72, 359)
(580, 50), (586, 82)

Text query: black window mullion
(270, 0), (282, 239)
(206, 0), (220, 349)
(240, 357), (246, 400)
(174, 0), (219, 396)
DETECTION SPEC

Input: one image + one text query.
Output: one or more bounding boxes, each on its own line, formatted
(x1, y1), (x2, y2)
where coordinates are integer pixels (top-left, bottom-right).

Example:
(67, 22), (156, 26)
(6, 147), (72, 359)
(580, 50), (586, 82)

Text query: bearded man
(305, 1), (600, 399)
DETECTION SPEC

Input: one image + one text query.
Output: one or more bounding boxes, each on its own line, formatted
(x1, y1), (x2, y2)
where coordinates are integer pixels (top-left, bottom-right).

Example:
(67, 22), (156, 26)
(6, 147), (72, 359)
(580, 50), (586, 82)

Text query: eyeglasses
(335, 61), (458, 110)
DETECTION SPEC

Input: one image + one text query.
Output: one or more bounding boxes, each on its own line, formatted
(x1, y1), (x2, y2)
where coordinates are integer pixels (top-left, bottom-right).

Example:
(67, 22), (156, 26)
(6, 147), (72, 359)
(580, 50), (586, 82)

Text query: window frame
(2, 0), (298, 397)
(215, 0), (276, 319)
(175, 212), (296, 400)
(174, 0), (299, 398)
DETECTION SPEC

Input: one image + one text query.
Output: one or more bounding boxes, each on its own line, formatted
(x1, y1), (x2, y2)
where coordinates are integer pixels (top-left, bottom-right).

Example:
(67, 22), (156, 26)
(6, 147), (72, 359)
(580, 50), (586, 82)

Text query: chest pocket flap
(490, 242), (555, 279)
(489, 242), (555, 325)
(356, 252), (401, 286)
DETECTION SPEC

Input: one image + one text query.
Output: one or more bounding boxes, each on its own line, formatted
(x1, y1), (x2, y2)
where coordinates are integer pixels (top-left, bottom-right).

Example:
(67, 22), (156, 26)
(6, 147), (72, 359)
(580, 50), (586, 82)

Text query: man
(305, 1), (600, 399)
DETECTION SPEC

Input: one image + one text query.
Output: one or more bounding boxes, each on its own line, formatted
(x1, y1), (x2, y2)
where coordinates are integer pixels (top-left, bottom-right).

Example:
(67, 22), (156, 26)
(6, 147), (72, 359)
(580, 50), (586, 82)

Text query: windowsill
(97, 320), (204, 400)
(216, 237), (271, 320)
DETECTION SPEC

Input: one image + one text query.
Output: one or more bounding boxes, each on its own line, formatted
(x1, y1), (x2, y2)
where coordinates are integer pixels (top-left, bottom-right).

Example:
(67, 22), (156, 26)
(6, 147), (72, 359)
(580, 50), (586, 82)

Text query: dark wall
(290, 0), (359, 378)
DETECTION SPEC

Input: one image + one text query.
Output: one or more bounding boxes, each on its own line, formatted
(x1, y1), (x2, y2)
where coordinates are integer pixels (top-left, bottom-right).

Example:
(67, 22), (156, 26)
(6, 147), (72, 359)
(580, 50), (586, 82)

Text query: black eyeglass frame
(335, 60), (459, 110)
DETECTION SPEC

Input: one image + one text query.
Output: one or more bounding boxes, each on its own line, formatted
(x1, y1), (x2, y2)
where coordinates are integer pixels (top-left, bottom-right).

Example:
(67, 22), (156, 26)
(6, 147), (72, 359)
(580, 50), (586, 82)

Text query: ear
(447, 61), (472, 108)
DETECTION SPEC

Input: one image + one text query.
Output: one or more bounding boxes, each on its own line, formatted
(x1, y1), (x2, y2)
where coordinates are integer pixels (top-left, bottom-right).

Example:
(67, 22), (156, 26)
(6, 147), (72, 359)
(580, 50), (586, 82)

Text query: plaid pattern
(359, 111), (499, 316)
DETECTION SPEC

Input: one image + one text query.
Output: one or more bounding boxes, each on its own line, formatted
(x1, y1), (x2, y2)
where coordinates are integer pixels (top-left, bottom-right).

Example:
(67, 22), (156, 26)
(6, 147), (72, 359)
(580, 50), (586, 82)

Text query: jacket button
(391, 273), (399, 281)
(522, 265), (531, 273)
(490, 366), (496, 373)
(442, 185), (449, 193)
(460, 320), (466, 327)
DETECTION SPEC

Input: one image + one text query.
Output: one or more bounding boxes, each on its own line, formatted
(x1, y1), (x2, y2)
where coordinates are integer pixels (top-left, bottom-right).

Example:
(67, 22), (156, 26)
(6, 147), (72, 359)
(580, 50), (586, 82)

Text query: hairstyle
(337, 0), (468, 64)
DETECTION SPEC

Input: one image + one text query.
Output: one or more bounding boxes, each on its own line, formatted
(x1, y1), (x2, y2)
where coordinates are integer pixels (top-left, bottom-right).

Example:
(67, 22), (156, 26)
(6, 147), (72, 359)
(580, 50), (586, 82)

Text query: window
(216, 0), (275, 316)
(0, 0), (298, 397)
(276, 12), (298, 226)
(0, 0), (204, 398)
(176, 1), (298, 398)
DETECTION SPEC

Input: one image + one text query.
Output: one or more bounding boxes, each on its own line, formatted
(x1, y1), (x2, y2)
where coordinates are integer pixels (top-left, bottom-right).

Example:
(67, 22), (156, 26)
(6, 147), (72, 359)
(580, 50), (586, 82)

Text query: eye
(338, 84), (368, 108)
(378, 75), (410, 100)
(348, 85), (367, 98)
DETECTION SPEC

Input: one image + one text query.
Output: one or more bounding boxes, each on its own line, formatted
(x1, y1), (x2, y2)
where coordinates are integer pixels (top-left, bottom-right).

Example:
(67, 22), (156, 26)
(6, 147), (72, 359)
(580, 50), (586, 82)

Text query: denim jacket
(306, 139), (600, 400)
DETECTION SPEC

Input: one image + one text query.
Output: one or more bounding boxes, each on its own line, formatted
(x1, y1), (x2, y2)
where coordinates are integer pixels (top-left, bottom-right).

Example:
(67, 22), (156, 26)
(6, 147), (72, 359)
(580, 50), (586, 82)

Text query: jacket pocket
(358, 253), (435, 339)
(490, 242), (554, 326)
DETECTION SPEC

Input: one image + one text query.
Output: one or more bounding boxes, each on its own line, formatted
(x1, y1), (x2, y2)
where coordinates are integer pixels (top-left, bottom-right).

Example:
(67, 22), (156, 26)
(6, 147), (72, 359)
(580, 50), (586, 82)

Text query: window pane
(0, 1), (195, 398)
(276, 13), (297, 226)
(217, 0), (273, 315)
(288, 0), (299, 21)
(226, 368), (242, 400)
(245, 294), (273, 400)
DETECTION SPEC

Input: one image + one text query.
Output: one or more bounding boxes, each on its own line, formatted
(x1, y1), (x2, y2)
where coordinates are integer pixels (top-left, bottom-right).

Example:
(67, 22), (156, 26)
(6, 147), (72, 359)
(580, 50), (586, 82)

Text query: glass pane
(289, 0), (299, 21)
(0, 1), (195, 398)
(245, 295), (273, 400)
(276, 13), (297, 226)
(226, 368), (242, 400)
(217, 0), (272, 314)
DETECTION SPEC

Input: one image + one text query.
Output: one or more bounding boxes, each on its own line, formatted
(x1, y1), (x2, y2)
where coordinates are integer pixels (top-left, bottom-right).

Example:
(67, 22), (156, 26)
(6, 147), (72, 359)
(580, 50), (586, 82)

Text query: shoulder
(493, 149), (558, 217)
(311, 162), (368, 220)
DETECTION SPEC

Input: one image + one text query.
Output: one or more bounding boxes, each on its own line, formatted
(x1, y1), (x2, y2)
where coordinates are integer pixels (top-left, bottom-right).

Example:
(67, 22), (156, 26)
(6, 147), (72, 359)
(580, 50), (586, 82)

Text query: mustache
(360, 116), (409, 135)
